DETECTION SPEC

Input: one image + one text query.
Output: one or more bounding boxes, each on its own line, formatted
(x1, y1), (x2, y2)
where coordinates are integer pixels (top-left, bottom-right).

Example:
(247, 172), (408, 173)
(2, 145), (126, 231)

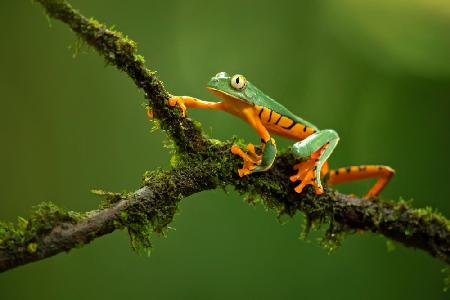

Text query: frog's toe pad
(238, 167), (254, 177)
(237, 161), (257, 177)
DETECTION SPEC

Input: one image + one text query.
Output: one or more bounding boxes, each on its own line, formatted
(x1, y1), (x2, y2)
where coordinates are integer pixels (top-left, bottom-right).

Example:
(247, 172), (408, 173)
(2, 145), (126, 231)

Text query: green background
(1, 0), (450, 299)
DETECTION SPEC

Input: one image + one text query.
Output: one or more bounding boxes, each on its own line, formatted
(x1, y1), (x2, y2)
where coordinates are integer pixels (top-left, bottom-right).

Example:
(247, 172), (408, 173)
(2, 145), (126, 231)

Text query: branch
(0, 0), (448, 272)
(1, 150), (449, 272)
(0, 163), (218, 272)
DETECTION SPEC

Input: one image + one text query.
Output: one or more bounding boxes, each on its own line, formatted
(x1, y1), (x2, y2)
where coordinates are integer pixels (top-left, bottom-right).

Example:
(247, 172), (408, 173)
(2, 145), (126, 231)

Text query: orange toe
(231, 144), (242, 155)
(238, 168), (252, 177)
(289, 174), (299, 182)
(291, 158), (324, 194)
(231, 144), (261, 177)
(168, 97), (178, 107)
(294, 184), (304, 193)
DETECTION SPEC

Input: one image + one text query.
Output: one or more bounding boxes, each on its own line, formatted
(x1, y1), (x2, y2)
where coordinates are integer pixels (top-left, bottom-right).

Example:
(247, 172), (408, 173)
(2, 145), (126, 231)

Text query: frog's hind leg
(327, 165), (395, 198)
(290, 129), (339, 195)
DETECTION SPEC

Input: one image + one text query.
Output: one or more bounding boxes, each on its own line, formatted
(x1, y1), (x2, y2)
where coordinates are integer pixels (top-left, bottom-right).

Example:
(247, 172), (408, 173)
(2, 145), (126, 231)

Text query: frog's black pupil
(236, 77), (240, 84)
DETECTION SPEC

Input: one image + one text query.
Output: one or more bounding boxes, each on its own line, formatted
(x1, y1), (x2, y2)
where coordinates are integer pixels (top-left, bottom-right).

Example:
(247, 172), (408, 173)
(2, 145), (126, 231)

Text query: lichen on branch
(0, 0), (448, 273)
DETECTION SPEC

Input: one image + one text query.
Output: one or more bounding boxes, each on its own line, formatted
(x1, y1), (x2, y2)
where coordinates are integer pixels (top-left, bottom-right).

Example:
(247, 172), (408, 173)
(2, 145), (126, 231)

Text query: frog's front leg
(290, 129), (339, 194)
(231, 113), (277, 177)
(168, 96), (225, 116)
(146, 96), (223, 119)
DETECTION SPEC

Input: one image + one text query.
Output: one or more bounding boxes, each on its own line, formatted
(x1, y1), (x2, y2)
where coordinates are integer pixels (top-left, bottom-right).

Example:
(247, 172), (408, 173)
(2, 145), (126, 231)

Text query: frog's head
(207, 72), (256, 104)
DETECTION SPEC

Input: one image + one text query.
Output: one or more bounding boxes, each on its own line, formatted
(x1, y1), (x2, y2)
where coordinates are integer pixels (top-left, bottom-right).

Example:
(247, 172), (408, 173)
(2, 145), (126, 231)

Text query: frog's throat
(207, 87), (246, 104)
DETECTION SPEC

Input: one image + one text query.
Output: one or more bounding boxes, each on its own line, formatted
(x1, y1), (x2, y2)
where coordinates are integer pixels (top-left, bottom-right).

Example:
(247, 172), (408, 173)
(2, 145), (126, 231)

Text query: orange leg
(327, 165), (395, 198)
(148, 95), (222, 119)
(168, 96), (225, 117)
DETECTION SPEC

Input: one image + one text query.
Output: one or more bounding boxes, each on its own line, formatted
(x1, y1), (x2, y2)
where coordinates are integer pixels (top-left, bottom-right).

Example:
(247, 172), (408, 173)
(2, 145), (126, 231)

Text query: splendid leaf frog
(161, 72), (394, 198)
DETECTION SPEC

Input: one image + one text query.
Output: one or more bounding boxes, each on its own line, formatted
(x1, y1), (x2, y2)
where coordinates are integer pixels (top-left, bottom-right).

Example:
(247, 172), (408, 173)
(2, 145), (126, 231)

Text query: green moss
(120, 209), (153, 255)
(386, 240), (396, 253)
(27, 243), (38, 253)
(116, 200), (179, 255)
(134, 54), (145, 64)
(69, 36), (87, 59)
(442, 267), (450, 292)
(243, 190), (261, 206)
(105, 169), (182, 255)
(92, 189), (130, 209)
(0, 201), (86, 252)
(298, 215), (313, 240)
(142, 168), (166, 186)
(169, 153), (182, 168)
(321, 232), (344, 253)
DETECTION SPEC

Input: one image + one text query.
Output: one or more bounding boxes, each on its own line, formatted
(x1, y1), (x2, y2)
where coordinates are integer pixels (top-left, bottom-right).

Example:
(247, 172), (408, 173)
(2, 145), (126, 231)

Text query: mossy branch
(0, 0), (448, 272)
(1, 149), (449, 272)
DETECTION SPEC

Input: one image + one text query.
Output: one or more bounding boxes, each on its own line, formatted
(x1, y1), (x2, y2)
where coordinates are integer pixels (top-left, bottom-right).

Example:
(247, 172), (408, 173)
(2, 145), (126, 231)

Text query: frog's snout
(207, 77), (219, 89)
(208, 72), (230, 89)
(214, 72), (229, 79)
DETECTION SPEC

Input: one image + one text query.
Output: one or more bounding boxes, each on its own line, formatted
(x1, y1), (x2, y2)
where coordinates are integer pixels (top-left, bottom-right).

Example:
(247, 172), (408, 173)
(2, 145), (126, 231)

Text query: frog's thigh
(292, 129), (339, 159)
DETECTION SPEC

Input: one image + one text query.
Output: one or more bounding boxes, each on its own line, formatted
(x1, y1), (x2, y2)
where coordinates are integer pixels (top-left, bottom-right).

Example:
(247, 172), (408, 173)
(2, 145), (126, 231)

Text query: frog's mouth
(207, 87), (246, 103)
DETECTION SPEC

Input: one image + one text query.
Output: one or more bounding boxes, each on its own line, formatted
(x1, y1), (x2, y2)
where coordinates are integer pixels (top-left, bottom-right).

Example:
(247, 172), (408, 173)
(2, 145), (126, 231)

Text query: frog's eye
(230, 74), (247, 90)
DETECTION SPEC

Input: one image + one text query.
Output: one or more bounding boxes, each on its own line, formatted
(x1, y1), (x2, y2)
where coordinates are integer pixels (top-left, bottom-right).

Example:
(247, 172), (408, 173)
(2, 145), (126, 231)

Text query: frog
(157, 72), (395, 198)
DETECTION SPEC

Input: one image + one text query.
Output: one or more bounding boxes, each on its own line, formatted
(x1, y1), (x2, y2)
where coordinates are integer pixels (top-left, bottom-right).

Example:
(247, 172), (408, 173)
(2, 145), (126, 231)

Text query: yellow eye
(230, 74), (247, 90)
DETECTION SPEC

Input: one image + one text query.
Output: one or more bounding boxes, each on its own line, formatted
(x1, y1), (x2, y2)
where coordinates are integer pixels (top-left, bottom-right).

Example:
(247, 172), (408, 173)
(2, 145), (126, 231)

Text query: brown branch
(1, 150), (449, 272)
(0, 163), (219, 272)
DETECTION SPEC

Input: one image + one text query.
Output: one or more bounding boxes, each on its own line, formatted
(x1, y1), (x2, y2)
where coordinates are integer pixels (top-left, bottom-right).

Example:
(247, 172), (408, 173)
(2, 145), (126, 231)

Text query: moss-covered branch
(0, 0), (448, 272)
(0, 162), (219, 272)
(1, 147), (449, 272)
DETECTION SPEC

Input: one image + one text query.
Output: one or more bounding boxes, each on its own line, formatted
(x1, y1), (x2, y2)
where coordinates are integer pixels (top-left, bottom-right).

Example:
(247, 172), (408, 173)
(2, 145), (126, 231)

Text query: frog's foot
(231, 144), (262, 177)
(168, 96), (187, 117)
(289, 158), (324, 194)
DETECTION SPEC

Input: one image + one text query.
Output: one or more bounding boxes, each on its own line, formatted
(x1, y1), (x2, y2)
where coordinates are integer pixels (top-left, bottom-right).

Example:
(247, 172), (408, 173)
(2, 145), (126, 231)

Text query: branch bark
(0, 0), (448, 272)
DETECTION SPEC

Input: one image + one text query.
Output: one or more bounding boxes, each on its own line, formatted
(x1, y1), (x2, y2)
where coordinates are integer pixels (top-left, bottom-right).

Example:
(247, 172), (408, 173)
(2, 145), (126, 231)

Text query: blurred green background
(1, 0), (450, 299)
